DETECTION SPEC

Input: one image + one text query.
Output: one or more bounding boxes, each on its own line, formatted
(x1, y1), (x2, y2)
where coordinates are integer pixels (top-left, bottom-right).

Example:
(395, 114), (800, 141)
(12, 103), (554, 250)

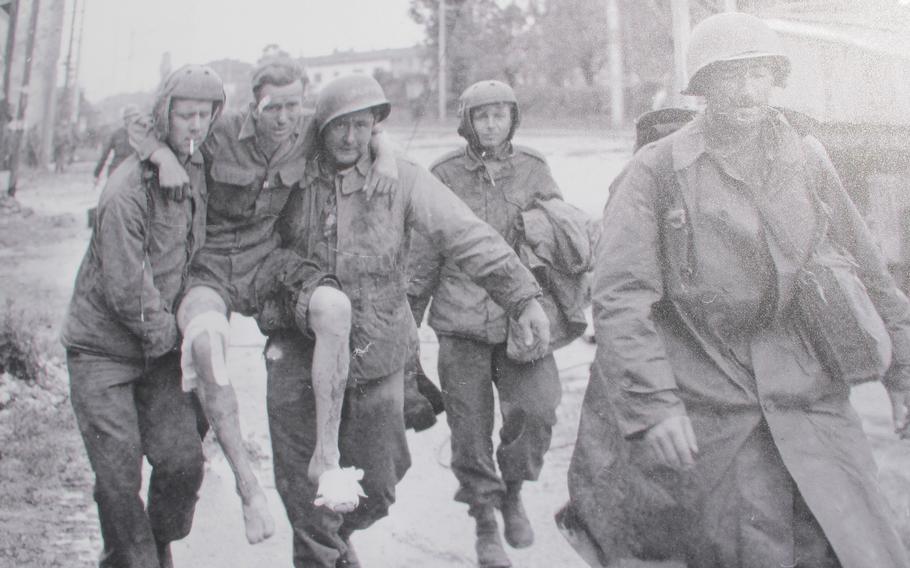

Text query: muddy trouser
(68, 350), (204, 568)
(436, 334), (561, 508)
(264, 330), (411, 568)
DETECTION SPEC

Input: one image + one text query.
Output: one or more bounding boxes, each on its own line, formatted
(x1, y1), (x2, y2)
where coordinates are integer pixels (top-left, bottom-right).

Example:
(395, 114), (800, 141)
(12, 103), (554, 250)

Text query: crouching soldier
(62, 65), (225, 568)
(264, 74), (550, 567)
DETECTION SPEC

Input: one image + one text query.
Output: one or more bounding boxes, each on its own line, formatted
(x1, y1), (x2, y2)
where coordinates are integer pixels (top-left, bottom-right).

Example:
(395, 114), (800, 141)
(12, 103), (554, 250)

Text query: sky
(77, 0), (427, 102)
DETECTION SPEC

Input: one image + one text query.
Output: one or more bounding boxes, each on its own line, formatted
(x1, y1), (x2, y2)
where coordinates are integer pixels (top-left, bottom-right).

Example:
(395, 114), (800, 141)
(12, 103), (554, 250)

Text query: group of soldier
(62, 11), (910, 568)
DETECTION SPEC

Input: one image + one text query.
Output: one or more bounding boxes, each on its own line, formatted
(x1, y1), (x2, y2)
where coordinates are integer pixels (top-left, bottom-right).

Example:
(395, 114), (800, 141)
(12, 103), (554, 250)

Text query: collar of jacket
(237, 103), (302, 142)
(310, 151), (372, 194)
(671, 109), (801, 172)
(462, 142), (515, 172)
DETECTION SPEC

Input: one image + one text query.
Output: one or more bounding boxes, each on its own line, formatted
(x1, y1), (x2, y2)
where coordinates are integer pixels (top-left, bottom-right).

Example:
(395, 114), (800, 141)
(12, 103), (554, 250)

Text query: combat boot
(470, 504), (511, 568)
(501, 481), (533, 548)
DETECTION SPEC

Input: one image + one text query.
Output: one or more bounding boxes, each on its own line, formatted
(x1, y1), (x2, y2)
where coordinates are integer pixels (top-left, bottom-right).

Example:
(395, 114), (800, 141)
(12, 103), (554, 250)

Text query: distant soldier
(93, 105), (139, 184)
(409, 80), (580, 568)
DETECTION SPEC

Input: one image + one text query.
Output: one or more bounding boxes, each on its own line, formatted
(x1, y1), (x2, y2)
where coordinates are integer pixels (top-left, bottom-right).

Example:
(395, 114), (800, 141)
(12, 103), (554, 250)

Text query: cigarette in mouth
(190, 139), (195, 155)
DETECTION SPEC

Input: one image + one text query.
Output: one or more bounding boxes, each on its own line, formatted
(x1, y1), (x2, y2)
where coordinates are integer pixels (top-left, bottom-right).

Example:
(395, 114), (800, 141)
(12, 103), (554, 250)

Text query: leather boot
(470, 504), (511, 568)
(501, 481), (534, 548)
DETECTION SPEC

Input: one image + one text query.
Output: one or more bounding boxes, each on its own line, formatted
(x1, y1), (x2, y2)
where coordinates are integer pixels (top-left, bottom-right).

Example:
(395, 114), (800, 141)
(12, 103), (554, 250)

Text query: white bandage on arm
(180, 311), (232, 392)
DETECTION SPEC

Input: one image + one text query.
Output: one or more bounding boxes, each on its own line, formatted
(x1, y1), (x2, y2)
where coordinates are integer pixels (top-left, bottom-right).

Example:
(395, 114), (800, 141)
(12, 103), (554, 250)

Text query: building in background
(301, 46), (425, 93)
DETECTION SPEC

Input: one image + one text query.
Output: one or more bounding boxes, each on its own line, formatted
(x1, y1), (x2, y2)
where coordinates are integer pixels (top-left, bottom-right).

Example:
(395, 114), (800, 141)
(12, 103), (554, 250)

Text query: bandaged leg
(177, 286), (275, 544)
(303, 285), (363, 513)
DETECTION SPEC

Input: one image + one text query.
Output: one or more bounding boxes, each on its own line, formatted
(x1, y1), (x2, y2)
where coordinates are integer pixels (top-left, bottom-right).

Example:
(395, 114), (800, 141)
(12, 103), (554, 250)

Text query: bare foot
(242, 490), (275, 544)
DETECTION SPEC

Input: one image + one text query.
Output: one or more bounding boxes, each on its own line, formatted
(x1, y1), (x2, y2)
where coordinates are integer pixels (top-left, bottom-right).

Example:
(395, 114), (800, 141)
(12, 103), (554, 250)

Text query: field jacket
(409, 144), (560, 344)
(62, 152), (207, 360)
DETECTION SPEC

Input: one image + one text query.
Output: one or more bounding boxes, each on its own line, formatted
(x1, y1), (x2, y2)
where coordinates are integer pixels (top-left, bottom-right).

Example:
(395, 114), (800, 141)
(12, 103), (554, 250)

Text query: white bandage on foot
(313, 467), (366, 512)
(181, 311), (232, 392)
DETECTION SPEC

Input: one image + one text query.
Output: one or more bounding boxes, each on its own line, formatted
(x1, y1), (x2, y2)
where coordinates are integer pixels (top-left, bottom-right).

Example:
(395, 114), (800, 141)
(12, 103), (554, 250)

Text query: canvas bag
(747, 159), (892, 386)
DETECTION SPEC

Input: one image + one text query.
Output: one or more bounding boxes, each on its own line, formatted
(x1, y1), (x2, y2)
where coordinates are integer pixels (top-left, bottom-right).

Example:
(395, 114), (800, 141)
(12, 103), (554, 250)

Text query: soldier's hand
(644, 414), (698, 470)
(887, 387), (910, 439)
(150, 147), (190, 201)
(365, 128), (398, 202)
(515, 298), (550, 353)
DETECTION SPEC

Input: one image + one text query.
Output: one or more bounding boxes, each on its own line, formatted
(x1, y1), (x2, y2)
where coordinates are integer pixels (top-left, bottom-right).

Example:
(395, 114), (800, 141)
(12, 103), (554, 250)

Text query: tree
(409, 0), (533, 105)
(534, 0), (608, 87)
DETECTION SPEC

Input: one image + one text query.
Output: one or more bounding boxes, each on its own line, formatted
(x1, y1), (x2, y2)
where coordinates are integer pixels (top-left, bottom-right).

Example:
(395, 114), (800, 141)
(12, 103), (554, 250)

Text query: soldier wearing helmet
(63, 64), (226, 568)
(266, 73), (549, 567)
(124, 55), (408, 546)
(561, 12), (910, 568)
(407, 79), (568, 568)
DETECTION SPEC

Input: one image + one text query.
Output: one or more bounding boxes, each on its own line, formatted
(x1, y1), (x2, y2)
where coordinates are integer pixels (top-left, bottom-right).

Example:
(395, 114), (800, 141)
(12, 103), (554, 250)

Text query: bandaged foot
(314, 467), (366, 513)
(242, 490), (275, 544)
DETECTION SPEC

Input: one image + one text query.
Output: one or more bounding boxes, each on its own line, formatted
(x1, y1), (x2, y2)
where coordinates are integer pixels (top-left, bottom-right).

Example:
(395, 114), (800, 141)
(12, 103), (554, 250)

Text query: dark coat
(559, 113), (910, 567)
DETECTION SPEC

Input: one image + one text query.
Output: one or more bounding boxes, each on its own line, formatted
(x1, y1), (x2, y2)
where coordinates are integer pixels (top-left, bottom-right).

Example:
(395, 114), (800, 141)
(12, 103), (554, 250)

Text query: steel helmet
(683, 12), (790, 96)
(314, 74), (391, 133)
(457, 79), (520, 141)
(153, 64), (226, 139)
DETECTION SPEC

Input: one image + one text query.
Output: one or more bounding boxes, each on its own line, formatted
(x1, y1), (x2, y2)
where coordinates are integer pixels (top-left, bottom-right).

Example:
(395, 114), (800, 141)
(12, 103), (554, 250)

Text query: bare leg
(305, 285), (351, 482)
(177, 286), (275, 544)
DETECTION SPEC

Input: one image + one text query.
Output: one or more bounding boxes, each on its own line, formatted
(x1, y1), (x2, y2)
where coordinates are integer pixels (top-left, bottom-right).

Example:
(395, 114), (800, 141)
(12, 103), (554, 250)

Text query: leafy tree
(409, 0), (533, 105)
(534, 0), (608, 87)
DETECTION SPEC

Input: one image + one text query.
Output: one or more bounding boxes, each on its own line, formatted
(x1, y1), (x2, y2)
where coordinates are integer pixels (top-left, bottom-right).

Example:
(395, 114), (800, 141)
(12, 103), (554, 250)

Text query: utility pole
(61, 0), (78, 124)
(7, 0), (40, 197)
(605, 0), (624, 128)
(437, 0), (446, 121)
(670, 0), (691, 107)
(2, 0), (19, 175)
(3, 0), (18, 103)
(70, 0), (86, 124)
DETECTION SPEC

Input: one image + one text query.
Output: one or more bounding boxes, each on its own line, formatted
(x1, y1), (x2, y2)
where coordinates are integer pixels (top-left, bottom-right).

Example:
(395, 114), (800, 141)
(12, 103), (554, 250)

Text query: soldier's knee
(178, 286), (228, 330)
(308, 286), (352, 336)
(182, 311), (231, 387)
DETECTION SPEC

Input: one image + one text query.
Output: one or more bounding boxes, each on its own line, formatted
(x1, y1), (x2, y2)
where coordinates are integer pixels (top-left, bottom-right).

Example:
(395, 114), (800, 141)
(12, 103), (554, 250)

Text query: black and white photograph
(2, 1), (910, 567)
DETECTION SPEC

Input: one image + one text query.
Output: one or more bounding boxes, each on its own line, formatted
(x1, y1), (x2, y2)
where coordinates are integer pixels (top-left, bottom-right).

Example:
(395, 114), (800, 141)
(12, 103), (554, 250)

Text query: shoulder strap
(740, 136), (829, 263)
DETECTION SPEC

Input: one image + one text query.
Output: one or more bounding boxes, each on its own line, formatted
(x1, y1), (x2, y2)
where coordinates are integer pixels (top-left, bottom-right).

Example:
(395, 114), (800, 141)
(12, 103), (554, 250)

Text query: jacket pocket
(209, 162), (260, 217)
